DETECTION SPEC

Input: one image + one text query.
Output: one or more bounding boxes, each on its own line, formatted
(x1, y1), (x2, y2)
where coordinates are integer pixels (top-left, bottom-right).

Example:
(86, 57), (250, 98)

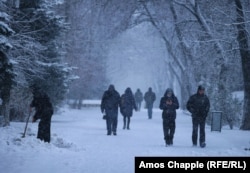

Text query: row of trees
(135, 0), (249, 130)
(63, 0), (250, 130)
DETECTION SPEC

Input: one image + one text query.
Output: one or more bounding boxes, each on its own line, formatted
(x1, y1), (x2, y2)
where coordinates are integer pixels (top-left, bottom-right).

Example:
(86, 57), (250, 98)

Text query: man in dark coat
(134, 88), (143, 111)
(120, 87), (137, 130)
(144, 87), (156, 119)
(186, 85), (210, 148)
(30, 85), (53, 143)
(101, 84), (120, 136)
(159, 88), (179, 146)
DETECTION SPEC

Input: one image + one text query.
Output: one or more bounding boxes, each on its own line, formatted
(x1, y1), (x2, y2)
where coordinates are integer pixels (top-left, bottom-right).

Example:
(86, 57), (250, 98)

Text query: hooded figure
(186, 85), (210, 148)
(101, 84), (120, 135)
(120, 87), (137, 130)
(159, 88), (179, 146)
(30, 85), (53, 143)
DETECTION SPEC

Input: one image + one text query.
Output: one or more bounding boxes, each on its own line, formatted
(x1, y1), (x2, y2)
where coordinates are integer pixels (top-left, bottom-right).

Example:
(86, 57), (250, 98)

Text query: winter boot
(169, 139), (173, 146)
(123, 119), (126, 129)
(200, 142), (206, 148)
(165, 136), (170, 146)
(127, 123), (130, 130)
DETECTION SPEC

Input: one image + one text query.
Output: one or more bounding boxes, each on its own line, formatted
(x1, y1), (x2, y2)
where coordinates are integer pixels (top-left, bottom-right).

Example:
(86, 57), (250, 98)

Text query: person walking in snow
(30, 84), (53, 143)
(144, 87), (156, 119)
(186, 85), (210, 148)
(120, 87), (137, 130)
(101, 84), (120, 136)
(134, 88), (143, 111)
(159, 88), (179, 146)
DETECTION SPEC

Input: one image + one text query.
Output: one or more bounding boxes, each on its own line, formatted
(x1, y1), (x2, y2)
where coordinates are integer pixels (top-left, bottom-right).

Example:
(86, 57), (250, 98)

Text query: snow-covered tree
(0, 0), (15, 126)
(234, 0), (250, 130)
(5, 0), (74, 122)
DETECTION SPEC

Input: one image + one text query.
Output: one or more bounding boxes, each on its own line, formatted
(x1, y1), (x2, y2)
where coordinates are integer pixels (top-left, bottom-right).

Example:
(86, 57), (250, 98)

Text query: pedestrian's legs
(106, 116), (112, 135)
(163, 119), (170, 145)
(169, 121), (176, 145)
(138, 102), (141, 111)
(37, 121), (44, 141)
(112, 115), (118, 135)
(199, 120), (206, 147)
(147, 104), (153, 119)
(123, 116), (126, 129)
(192, 118), (198, 146)
(127, 117), (130, 129)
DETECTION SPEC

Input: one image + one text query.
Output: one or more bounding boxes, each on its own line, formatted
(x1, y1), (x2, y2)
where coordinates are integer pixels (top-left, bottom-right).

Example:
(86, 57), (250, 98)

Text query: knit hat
(198, 85), (205, 90)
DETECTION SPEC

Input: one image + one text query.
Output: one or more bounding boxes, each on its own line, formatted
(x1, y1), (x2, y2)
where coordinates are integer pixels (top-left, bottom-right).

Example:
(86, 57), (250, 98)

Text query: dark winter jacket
(159, 88), (179, 121)
(101, 85), (120, 115)
(30, 88), (53, 122)
(144, 87), (156, 107)
(186, 86), (210, 118)
(120, 88), (137, 117)
(134, 89), (143, 103)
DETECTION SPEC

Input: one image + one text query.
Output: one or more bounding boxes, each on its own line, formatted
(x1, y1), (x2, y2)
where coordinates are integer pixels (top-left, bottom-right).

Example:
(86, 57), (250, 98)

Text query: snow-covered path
(0, 106), (249, 173)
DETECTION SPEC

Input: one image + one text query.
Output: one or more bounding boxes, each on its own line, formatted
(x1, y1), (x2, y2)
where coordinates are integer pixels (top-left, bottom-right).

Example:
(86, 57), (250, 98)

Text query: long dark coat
(144, 88), (156, 108)
(120, 88), (137, 117)
(100, 85), (120, 116)
(100, 85), (120, 134)
(134, 89), (143, 103)
(30, 88), (53, 143)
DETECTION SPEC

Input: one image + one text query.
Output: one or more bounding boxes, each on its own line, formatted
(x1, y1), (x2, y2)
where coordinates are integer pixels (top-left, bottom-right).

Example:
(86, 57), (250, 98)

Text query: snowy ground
(0, 105), (250, 173)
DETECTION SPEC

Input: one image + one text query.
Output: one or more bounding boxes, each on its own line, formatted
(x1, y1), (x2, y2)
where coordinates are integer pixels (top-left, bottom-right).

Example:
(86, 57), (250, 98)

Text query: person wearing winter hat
(186, 85), (210, 148)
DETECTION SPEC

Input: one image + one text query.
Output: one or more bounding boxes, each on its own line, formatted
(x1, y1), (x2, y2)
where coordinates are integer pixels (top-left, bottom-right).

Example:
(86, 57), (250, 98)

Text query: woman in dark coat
(159, 88), (179, 146)
(120, 87), (137, 130)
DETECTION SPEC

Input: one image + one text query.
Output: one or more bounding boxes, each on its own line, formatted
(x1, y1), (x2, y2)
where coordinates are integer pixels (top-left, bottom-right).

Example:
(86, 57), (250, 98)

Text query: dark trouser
(38, 119), (51, 143)
(123, 116), (130, 129)
(106, 109), (118, 134)
(192, 117), (206, 146)
(163, 119), (175, 145)
(147, 104), (153, 119)
(136, 102), (141, 111)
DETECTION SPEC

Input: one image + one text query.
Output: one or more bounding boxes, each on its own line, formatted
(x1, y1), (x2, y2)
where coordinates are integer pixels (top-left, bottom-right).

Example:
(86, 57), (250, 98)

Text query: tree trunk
(234, 0), (250, 130)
